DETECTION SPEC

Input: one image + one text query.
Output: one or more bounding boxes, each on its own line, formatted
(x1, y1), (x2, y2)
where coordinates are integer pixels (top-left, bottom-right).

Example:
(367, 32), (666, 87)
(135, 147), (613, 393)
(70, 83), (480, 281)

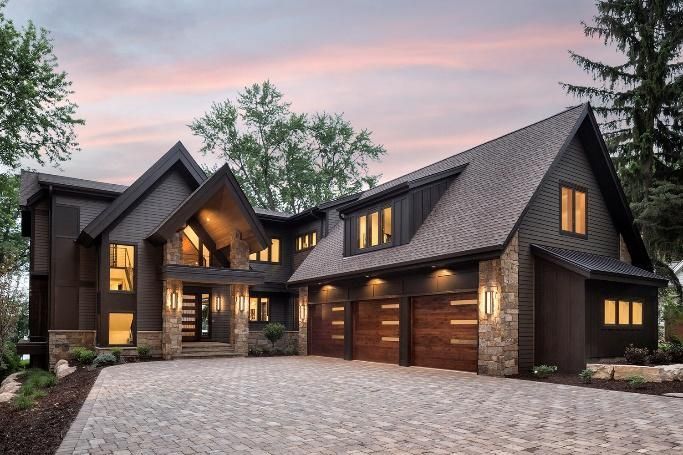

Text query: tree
(0, 0), (83, 169)
(189, 81), (385, 213)
(561, 1), (683, 284)
(262, 322), (285, 350)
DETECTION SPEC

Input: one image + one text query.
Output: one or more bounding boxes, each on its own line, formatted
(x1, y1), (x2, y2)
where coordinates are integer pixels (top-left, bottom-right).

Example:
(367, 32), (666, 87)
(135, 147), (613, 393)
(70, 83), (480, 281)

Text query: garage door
(309, 303), (345, 358)
(412, 294), (478, 372)
(353, 299), (400, 364)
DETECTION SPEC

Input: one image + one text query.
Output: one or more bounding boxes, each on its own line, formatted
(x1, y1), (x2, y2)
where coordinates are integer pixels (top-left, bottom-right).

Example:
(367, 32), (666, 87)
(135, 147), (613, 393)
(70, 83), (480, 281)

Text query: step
(176, 351), (244, 359)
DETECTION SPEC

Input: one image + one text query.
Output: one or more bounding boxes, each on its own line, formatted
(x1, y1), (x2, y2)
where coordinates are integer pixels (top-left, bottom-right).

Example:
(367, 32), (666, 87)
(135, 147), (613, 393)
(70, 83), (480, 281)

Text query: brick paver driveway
(58, 357), (682, 454)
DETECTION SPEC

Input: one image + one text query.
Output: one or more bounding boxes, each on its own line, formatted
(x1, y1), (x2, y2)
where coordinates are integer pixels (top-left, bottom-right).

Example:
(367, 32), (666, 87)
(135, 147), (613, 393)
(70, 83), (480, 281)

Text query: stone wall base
(248, 331), (298, 352)
(48, 330), (96, 370)
(137, 331), (162, 357)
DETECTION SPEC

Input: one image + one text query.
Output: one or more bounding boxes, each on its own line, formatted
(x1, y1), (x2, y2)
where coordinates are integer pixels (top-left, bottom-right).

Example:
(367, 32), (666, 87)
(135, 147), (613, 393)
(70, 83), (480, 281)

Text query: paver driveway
(58, 357), (682, 454)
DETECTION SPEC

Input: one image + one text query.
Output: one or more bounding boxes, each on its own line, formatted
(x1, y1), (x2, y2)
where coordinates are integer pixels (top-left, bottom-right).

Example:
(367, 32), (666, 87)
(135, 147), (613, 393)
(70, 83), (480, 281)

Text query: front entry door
(182, 290), (211, 341)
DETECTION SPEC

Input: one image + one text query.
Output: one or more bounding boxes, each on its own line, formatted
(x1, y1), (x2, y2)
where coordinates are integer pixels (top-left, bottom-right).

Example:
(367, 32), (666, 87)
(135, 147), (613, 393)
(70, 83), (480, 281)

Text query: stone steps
(178, 342), (242, 359)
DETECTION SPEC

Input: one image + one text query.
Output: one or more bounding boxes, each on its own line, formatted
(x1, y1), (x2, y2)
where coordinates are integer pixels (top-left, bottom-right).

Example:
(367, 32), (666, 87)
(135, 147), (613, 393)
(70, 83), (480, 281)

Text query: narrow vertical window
(382, 207), (392, 243)
(632, 301), (643, 325)
(561, 185), (587, 235)
(271, 238), (280, 263)
(249, 297), (258, 321)
(561, 186), (573, 232)
(604, 299), (616, 325)
(618, 300), (630, 325)
(369, 211), (379, 246)
(574, 190), (586, 235)
(311, 231), (317, 246)
(258, 246), (268, 262)
(202, 244), (210, 267)
(359, 215), (367, 248)
(302, 233), (309, 250)
(109, 244), (135, 291)
(260, 297), (269, 321)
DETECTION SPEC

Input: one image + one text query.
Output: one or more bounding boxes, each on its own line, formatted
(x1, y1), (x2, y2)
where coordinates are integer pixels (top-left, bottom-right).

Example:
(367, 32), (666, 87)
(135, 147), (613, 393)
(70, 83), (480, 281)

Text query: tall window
(109, 244), (134, 291)
(357, 206), (392, 250)
(295, 231), (317, 252)
(249, 238), (281, 263)
(249, 297), (269, 322)
(604, 299), (643, 326)
(182, 226), (210, 267)
(561, 185), (586, 235)
(109, 313), (134, 345)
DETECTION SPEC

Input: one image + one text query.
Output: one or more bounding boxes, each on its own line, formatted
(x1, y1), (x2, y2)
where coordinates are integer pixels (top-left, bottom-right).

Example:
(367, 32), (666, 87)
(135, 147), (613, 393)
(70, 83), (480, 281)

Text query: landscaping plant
(110, 347), (123, 363)
(136, 344), (151, 360)
(13, 369), (56, 410)
(626, 375), (646, 389)
(532, 365), (558, 379)
(624, 344), (649, 365)
(70, 347), (96, 365)
(578, 369), (594, 384)
(0, 341), (21, 381)
(660, 341), (683, 363)
(262, 322), (285, 349)
(92, 353), (117, 368)
(648, 349), (671, 366)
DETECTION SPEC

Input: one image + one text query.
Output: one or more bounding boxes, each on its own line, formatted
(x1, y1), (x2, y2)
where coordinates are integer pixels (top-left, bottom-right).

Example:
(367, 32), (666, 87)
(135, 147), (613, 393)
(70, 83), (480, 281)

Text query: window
(182, 226), (211, 267)
(249, 238), (281, 263)
(357, 206), (392, 250)
(248, 297), (269, 322)
(109, 244), (134, 291)
(109, 313), (133, 345)
(604, 299), (643, 327)
(295, 231), (318, 252)
(560, 185), (586, 235)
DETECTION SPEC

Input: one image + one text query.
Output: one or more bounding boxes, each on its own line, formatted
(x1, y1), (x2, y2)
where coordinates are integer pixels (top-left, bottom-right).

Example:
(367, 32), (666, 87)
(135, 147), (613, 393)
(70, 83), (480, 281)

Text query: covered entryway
(309, 303), (345, 358)
(411, 294), (478, 372)
(353, 299), (400, 364)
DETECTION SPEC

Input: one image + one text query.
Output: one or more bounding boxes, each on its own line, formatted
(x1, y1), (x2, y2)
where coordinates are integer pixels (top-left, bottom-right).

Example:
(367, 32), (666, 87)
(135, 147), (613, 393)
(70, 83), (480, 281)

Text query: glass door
(200, 293), (210, 339)
(182, 289), (211, 342)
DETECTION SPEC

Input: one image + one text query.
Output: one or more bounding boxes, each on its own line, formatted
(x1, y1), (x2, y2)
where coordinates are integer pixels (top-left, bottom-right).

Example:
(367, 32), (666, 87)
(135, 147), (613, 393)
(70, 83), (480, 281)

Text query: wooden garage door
(354, 299), (400, 364)
(309, 303), (345, 358)
(412, 293), (478, 372)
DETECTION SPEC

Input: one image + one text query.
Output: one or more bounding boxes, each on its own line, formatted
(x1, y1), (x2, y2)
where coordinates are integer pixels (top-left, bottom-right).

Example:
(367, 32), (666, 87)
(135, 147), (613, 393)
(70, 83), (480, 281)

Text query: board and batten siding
(108, 168), (195, 331)
(32, 200), (50, 274)
(517, 135), (619, 370)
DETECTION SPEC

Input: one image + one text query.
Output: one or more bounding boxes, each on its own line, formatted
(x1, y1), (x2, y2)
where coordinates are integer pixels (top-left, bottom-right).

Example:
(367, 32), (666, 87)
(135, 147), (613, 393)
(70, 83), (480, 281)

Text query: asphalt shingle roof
(20, 170), (127, 206)
(289, 104), (589, 284)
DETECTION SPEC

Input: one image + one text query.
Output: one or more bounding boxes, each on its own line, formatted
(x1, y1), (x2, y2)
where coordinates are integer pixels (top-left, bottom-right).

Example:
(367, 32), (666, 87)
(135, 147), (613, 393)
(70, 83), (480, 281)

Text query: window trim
(248, 296), (270, 322)
(559, 182), (588, 239)
(249, 237), (281, 264)
(108, 242), (136, 294)
(602, 298), (644, 330)
(295, 231), (318, 253)
(354, 205), (393, 254)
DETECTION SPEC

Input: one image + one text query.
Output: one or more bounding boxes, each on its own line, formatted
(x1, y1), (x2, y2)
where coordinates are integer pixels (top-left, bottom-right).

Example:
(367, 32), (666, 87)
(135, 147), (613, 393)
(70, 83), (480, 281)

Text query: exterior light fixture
(171, 291), (178, 311)
(484, 290), (494, 315)
(300, 303), (307, 321)
(235, 294), (246, 312)
(216, 295), (221, 312)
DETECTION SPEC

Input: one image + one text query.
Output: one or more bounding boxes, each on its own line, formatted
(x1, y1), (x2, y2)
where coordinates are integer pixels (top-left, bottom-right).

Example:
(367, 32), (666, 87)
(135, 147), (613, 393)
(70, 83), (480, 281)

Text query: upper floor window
(249, 238), (280, 263)
(182, 226), (210, 267)
(560, 185), (586, 236)
(109, 243), (134, 291)
(358, 206), (392, 249)
(295, 231), (317, 252)
(604, 299), (643, 326)
(249, 296), (269, 322)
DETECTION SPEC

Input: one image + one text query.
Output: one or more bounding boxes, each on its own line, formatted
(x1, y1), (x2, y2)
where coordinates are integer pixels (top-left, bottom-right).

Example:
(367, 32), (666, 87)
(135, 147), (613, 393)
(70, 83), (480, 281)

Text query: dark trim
(558, 181), (588, 239)
(399, 296), (411, 367)
(344, 301), (353, 360)
(162, 264), (265, 285)
(350, 204), (393, 255)
(79, 142), (206, 246)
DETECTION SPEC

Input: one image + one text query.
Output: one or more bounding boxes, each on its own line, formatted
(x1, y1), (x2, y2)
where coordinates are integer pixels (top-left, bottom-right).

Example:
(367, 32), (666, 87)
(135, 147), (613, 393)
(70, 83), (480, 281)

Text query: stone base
(248, 331), (298, 352)
(137, 331), (163, 357)
(587, 363), (683, 382)
(48, 330), (96, 370)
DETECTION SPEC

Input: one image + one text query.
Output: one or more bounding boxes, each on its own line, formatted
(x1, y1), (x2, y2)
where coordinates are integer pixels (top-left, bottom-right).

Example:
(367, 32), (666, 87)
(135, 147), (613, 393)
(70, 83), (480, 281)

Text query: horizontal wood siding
(251, 222), (293, 282)
(108, 168), (194, 331)
(55, 194), (110, 230)
(518, 136), (619, 370)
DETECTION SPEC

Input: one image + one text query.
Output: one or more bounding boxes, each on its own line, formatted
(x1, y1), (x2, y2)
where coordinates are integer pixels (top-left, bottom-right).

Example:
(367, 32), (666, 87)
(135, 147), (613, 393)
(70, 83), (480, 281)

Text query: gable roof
(78, 142), (206, 246)
(19, 170), (127, 207)
(289, 103), (650, 285)
(148, 163), (269, 251)
(532, 245), (666, 286)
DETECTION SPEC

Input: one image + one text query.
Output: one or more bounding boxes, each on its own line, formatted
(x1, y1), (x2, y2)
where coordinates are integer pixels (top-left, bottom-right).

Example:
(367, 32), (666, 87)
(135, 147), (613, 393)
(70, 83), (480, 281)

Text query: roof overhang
(162, 264), (264, 285)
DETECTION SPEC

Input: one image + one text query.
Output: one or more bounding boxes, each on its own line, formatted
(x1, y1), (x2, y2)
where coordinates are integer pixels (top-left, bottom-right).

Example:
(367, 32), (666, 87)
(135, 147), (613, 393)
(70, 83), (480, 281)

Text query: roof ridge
(24, 169), (128, 190)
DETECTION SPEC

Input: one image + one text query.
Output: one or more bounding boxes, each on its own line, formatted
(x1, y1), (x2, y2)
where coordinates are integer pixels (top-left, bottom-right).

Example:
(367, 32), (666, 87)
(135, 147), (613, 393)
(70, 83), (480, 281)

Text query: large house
(18, 104), (666, 375)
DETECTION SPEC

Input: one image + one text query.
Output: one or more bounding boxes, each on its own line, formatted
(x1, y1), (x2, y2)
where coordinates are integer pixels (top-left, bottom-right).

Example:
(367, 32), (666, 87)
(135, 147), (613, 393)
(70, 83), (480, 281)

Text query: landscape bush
(13, 369), (56, 410)
(648, 349), (671, 365)
(660, 341), (683, 363)
(624, 344), (648, 365)
(626, 375), (646, 389)
(532, 365), (557, 379)
(0, 341), (21, 382)
(92, 353), (117, 368)
(578, 368), (594, 384)
(262, 322), (285, 349)
(70, 347), (96, 365)
(110, 347), (123, 363)
(136, 344), (151, 359)
(248, 346), (264, 357)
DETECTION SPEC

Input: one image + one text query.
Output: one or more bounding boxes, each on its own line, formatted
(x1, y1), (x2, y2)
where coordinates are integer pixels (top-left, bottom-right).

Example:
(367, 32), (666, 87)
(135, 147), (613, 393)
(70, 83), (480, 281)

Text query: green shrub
(248, 346), (264, 357)
(262, 322), (285, 349)
(136, 344), (151, 359)
(13, 369), (56, 410)
(578, 368), (594, 384)
(283, 345), (298, 356)
(624, 344), (648, 365)
(92, 353), (117, 368)
(532, 365), (557, 379)
(0, 342), (21, 382)
(70, 347), (96, 365)
(110, 348), (123, 363)
(648, 349), (671, 365)
(626, 375), (646, 389)
(660, 341), (683, 363)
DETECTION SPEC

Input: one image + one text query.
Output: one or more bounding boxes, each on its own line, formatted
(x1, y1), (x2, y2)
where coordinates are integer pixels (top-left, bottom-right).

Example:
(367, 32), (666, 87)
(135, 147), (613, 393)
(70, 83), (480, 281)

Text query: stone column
(478, 232), (518, 376)
(230, 231), (250, 356)
(162, 232), (183, 360)
(297, 287), (309, 355)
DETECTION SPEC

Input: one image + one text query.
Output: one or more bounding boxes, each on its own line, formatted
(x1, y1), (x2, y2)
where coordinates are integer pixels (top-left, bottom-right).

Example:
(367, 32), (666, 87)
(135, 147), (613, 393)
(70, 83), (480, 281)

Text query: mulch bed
(512, 372), (683, 396)
(0, 367), (100, 455)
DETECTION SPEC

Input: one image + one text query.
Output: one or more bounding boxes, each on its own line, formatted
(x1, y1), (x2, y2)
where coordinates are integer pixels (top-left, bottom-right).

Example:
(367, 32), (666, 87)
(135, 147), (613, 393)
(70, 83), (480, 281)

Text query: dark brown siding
(534, 257), (586, 373)
(518, 135), (619, 370)
(52, 205), (80, 330)
(32, 201), (49, 274)
(251, 222), (293, 283)
(106, 168), (195, 331)
(292, 218), (321, 271)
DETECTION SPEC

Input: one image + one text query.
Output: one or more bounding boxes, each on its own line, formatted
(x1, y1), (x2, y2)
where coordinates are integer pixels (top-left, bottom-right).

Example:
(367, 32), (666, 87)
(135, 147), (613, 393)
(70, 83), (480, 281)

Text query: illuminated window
(311, 231), (317, 246)
(382, 207), (392, 243)
(632, 301), (643, 325)
(604, 299), (644, 327)
(561, 185), (586, 235)
(250, 238), (281, 264)
(249, 297), (269, 322)
(357, 206), (392, 250)
(182, 226), (211, 267)
(618, 300), (630, 325)
(109, 244), (134, 291)
(295, 231), (318, 252)
(370, 211), (379, 246)
(202, 244), (210, 267)
(359, 215), (367, 249)
(604, 300), (616, 325)
(109, 313), (133, 345)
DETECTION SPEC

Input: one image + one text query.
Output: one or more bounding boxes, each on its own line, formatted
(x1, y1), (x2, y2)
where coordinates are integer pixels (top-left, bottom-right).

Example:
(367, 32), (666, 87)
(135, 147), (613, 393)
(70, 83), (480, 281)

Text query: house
(18, 103), (666, 374)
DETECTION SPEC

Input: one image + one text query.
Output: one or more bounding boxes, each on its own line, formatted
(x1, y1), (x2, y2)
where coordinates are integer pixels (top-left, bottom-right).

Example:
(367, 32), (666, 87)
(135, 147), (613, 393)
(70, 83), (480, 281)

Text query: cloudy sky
(6, 0), (617, 186)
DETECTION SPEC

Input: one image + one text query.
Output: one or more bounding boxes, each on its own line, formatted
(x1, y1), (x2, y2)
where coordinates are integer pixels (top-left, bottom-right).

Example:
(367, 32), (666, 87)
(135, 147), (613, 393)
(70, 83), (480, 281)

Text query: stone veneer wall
(48, 330), (96, 370)
(230, 230), (250, 356)
(478, 232), (519, 376)
(161, 232), (183, 359)
(297, 287), (308, 356)
(137, 331), (162, 357)
(248, 331), (299, 351)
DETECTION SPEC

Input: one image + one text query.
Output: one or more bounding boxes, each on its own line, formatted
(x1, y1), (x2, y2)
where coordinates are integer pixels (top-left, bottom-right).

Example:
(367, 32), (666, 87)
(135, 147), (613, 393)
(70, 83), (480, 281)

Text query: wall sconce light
(484, 290), (494, 315)
(235, 294), (246, 312)
(299, 303), (307, 321)
(216, 295), (221, 312)
(171, 291), (178, 311)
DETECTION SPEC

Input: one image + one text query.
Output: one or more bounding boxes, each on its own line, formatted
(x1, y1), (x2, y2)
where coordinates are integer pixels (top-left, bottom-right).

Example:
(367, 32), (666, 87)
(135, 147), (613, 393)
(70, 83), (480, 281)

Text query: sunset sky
(6, 0), (618, 186)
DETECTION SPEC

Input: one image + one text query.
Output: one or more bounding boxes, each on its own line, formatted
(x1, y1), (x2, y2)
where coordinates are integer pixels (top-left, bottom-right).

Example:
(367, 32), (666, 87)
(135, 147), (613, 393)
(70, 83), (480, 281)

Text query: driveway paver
(58, 357), (682, 454)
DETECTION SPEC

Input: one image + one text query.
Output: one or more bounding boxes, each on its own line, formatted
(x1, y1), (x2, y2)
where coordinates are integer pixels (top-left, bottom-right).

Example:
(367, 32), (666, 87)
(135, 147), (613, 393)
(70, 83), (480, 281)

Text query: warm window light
(484, 290), (494, 315)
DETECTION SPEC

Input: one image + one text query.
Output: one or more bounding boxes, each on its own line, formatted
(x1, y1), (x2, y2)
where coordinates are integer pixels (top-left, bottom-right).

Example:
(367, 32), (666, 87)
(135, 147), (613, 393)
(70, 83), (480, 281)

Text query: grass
(13, 369), (57, 410)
